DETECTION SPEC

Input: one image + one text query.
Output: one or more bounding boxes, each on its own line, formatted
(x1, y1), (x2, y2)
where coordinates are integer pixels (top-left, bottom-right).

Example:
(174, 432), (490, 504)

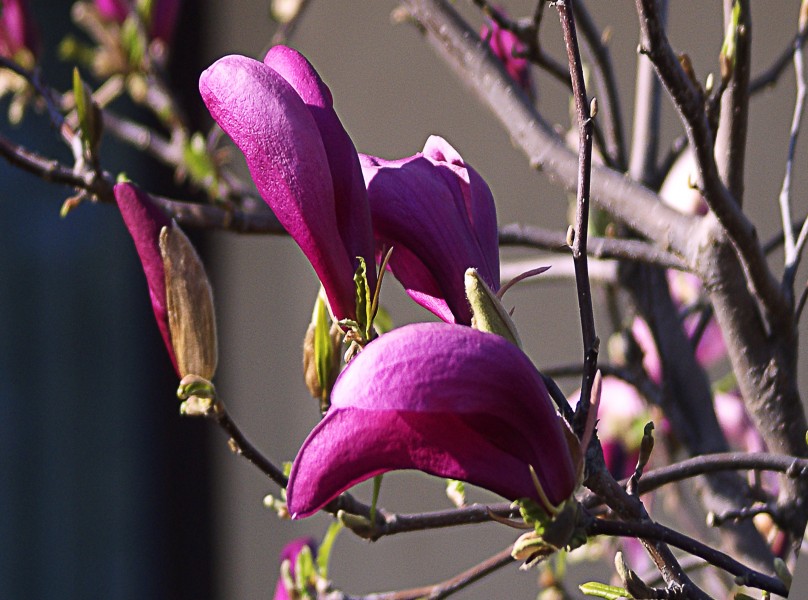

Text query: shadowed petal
(361, 138), (499, 324)
(114, 182), (178, 373)
(287, 322), (576, 518)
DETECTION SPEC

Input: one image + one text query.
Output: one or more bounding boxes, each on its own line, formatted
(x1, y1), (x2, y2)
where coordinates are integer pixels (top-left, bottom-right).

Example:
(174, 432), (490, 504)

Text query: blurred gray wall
(200, 2), (808, 599)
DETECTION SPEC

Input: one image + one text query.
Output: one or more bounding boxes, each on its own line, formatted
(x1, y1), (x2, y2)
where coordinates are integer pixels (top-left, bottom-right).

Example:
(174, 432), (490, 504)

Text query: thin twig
(635, 0), (788, 323)
(361, 546), (514, 600)
(499, 223), (687, 270)
(400, 0), (697, 254)
(782, 20), (808, 288)
(572, 1), (627, 169)
(750, 21), (808, 93)
(555, 0), (598, 437)
(629, 0), (666, 184)
(588, 519), (788, 596)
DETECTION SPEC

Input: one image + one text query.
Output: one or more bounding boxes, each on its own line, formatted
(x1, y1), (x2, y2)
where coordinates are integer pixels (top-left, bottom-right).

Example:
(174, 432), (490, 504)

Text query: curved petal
(422, 136), (500, 286)
(287, 323), (576, 518)
(200, 54), (357, 320)
(265, 46), (376, 293)
(114, 183), (178, 373)
(361, 142), (499, 325)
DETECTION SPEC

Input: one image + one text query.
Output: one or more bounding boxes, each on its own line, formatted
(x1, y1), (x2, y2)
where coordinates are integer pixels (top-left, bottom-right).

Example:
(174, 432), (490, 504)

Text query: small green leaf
(73, 68), (101, 154)
(353, 257), (373, 341)
(316, 521), (343, 579)
(120, 16), (145, 66)
(720, 1), (741, 81)
(137, 0), (155, 27)
(294, 544), (316, 589)
(58, 36), (95, 66)
(372, 305), (394, 335)
(182, 132), (218, 192)
(313, 295), (333, 392)
(445, 479), (466, 508)
(579, 581), (633, 599)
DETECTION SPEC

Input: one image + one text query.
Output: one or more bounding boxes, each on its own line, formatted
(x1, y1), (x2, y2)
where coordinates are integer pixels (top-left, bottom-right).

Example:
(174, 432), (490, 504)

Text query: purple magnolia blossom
(361, 136), (499, 325)
(571, 376), (648, 480)
(273, 537), (317, 600)
(632, 270), (726, 384)
(286, 322), (577, 518)
(480, 13), (534, 99)
(200, 47), (375, 323)
(94, 0), (181, 44)
(114, 182), (178, 374)
(0, 0), (38, 59)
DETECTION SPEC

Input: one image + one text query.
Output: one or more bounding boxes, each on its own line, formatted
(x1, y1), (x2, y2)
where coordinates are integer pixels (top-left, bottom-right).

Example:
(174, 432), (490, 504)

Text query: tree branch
(634, 0), (788, 322)
(360, 546), (514, 600)
(714, 0), (751, 206)
(399, 0), (697, 256)
(588, 519), (788, 596)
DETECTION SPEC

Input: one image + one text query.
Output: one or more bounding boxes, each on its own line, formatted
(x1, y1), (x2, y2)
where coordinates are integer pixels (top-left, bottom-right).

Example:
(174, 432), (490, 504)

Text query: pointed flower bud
(160, 225), (217, 380)
(361, 136), (499, 325)
(302, 289), (342, 411)
(465, 267), (520, 346)
(0, 0), (39, 62)
(115, 182), (217, 379)
(480, 11), (534, 100)
(286, 322), (576, 518)
(200, 47), (375, 324)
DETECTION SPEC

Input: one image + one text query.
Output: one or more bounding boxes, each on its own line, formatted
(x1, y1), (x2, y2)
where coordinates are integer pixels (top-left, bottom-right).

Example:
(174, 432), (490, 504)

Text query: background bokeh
(2, 1), (807, 598)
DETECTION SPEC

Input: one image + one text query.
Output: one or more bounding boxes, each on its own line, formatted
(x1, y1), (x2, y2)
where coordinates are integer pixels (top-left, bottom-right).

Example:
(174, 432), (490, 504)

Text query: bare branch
(634, 0), (788, 322)
(589, 519), (788, 596)
(400, 0), (697, 255)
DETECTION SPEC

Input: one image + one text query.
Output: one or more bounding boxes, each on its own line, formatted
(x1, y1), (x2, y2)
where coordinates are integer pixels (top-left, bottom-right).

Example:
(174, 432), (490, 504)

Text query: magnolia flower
(200, 47), (375, 323)
(286, 322), (576, 518)
(480, 12), (534, 99)
(94, 0), (182, 44)
(570, 376), (652, 480)
(115, 183), (217, 379)
(361, 136), (499, 325)
(631, 269), (727, 387)
(273, 537), (317, 600)
(0, 0), (38, 60)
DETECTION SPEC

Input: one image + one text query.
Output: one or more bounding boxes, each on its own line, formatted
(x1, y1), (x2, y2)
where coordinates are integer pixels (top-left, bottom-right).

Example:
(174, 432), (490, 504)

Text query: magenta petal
(361, 138), (499, 324)
(200, 54), (358, 320)
(286, 323), (576, 518)
(114, 183), (178, 374)
(273, 537), (317, 600)
(480, 17), (534, 98)
(0, 0), (39, 58)
(149, 0), (181, 43)
(265, 46), (375, 292)
(94, 0), (129, 22)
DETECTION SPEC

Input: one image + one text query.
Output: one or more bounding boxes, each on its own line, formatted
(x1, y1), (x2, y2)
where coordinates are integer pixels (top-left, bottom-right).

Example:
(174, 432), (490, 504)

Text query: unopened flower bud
(465, 268), (521, 347)
(303, 290), (342, 412)
(159, 225), (217, 379)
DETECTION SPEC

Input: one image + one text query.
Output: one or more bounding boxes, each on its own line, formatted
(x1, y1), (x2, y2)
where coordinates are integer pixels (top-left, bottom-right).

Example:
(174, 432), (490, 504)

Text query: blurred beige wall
(198, 2), (807, 598)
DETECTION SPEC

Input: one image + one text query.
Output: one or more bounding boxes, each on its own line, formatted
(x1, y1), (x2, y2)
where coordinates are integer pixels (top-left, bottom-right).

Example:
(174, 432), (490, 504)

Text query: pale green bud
(464, 268), (521, 347)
